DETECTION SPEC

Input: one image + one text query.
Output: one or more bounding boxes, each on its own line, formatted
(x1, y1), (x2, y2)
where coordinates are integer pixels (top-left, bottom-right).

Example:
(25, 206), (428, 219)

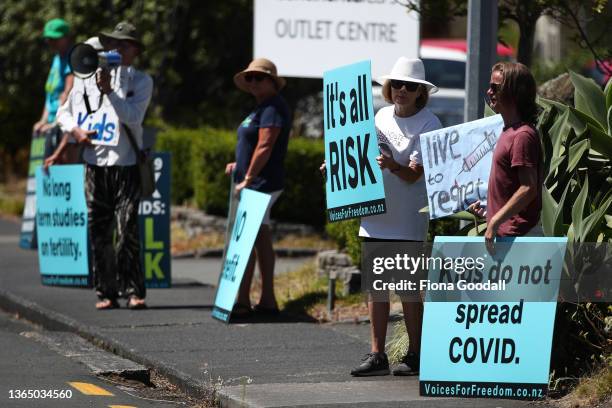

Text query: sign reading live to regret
(420, 115), (504, 219)
(254, 0), (419, 78)
(323, 60), (386, 222)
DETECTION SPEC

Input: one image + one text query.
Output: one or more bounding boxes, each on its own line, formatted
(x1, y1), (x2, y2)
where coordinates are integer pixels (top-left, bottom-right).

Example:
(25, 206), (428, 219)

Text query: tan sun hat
(234, 58), (286, 92)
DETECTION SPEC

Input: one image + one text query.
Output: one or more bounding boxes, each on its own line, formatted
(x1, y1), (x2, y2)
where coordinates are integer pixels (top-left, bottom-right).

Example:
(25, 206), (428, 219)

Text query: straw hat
(234, 58), (286, 92)
(377, 57), (438, 94)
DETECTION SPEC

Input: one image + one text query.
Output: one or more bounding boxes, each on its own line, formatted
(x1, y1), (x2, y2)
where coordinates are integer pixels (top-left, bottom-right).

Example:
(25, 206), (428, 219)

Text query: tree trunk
(516, 18), (537, 67)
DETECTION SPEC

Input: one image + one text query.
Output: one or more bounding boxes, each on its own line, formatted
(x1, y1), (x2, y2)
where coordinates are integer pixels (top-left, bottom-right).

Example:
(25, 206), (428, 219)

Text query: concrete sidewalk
(0, 217), (543, 407)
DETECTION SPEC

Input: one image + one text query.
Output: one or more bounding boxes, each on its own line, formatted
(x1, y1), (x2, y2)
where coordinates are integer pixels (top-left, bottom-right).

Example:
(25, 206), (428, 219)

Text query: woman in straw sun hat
(225, 58), (291, 318)
(350, 57), (441, 377)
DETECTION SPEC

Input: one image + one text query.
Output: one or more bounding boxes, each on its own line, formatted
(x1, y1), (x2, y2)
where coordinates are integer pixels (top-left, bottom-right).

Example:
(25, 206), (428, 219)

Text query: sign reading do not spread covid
(323, 60), (386, 222)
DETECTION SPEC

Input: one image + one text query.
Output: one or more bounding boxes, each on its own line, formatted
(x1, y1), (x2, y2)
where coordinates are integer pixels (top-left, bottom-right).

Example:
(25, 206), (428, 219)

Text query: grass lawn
(250, 260), (403, 323)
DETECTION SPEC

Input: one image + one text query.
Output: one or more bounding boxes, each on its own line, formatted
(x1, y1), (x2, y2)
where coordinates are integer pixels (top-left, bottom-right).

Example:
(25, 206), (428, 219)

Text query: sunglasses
(390, 80), (420, 92)
(245, 73), (269, 83)
(489, 82), (501, 94)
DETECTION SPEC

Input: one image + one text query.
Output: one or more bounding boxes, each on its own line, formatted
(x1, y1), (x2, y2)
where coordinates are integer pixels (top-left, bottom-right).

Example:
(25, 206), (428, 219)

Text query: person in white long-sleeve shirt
(51, 23), (153, 310)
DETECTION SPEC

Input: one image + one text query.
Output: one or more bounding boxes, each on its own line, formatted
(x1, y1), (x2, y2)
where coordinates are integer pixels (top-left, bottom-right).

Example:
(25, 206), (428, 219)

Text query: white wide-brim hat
(376, 57), (438, 94)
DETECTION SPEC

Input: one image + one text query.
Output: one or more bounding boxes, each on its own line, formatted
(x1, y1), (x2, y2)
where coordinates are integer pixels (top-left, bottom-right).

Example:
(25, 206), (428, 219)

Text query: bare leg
(255, 225), (277, 309)
(369, 299), (390, 353)
(236, 250), (256, 306)
(401, 301), (423, 354)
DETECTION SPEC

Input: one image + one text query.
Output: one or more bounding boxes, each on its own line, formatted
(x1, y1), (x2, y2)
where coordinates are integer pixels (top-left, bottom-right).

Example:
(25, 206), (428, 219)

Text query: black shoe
(350, 352), (390, 376)
(392, 351), (420, 376)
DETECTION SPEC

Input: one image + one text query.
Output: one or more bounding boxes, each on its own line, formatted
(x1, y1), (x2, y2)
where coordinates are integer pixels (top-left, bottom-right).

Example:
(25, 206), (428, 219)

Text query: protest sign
(35, 165), (89, 286)
(20, 132), (46, 249)
(72, 80), (120, 146)
(254, 0), (419, 79)
(139, 152), (171, 288)
(420, 236), (568, 400)
(419, 115), (504, 219)
(323, 60), (386, 222)
(212, 189), (271, 323)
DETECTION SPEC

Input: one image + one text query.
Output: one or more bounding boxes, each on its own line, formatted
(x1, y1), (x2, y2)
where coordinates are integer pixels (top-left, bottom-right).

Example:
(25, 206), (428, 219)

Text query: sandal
(127, 296), (147, 310)
(96, 298), (119, 310)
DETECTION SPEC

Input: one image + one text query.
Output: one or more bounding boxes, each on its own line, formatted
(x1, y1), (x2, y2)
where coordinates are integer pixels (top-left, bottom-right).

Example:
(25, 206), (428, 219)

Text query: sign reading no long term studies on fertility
(323, 60), (386, 222)
(35, 165), (89, 286)
(419, 115), (503, 219)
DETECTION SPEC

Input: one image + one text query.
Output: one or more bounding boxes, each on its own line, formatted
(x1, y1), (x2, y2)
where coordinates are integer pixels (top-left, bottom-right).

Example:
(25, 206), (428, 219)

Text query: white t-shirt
(359, 106), (442, 240)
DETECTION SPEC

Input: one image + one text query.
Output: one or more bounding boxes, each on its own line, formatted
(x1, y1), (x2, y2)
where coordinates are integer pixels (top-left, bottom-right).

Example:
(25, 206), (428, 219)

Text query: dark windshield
(422, 59), (465, 89)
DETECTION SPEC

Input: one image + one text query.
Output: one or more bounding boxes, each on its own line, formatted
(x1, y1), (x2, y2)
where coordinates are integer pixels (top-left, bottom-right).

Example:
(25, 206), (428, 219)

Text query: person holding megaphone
(51, 22), (153, 310)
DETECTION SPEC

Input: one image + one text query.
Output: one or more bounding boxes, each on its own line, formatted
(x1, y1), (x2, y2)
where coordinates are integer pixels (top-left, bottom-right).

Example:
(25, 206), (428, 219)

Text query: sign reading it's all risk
(323, 60), (386, 222)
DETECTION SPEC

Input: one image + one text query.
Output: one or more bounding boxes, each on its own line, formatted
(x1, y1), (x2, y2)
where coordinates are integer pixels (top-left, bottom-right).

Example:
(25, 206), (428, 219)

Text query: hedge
(157, 126), (327, 226)
(156, 128), (199, 204)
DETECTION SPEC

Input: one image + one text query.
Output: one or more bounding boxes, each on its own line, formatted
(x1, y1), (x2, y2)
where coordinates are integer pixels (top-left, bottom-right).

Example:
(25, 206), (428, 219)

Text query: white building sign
(254, 0), (420, 79)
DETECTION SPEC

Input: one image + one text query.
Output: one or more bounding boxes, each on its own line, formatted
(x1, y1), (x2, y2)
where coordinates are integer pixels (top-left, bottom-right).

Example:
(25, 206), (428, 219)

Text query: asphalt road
(0, 310), (179, 408)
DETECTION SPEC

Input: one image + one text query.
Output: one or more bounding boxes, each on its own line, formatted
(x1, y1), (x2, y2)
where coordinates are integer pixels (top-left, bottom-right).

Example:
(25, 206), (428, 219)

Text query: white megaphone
(69, 42), (122, 79)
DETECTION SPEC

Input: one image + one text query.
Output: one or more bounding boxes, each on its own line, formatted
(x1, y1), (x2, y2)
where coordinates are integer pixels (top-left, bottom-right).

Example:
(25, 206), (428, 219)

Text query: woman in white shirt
(351, 57), (441, 377)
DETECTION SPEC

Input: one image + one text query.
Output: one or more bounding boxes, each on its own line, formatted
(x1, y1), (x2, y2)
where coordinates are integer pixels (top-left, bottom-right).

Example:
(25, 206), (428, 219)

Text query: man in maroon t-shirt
(469, 62), (542, 249)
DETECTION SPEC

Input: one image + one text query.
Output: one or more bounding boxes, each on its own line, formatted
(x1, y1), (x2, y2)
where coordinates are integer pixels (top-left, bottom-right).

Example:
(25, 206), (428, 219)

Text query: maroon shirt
(487, 123), (542, 237)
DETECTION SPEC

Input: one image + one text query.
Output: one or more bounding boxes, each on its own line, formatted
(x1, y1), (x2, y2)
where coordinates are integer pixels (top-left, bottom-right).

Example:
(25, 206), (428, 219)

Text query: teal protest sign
(323, 60), (386, 222)
(420, 236), (567, 400)
(212, 189), (271, 322)
(35, 165), (89, 286)
(139, 152), (172, 288)
(419, 115), (503, 219)
(20, 132), (46, 249)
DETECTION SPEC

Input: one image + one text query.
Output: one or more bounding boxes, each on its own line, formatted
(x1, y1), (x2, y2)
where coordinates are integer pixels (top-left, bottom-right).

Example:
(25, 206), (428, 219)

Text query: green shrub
(325, 219), (361, 265)
(192, 128), (237, 215)
(273, 137), (326, 226)
(186, 128), (327, 226)
(156, 128), (201, 204)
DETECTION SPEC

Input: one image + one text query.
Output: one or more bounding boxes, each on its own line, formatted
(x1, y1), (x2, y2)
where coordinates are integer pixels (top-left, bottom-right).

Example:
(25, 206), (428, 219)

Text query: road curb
(0, 288), (215, 402)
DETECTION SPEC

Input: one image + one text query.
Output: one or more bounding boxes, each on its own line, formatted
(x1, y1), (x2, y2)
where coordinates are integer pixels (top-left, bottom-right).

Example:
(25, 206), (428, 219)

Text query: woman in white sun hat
(350, 57), (442, 377)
